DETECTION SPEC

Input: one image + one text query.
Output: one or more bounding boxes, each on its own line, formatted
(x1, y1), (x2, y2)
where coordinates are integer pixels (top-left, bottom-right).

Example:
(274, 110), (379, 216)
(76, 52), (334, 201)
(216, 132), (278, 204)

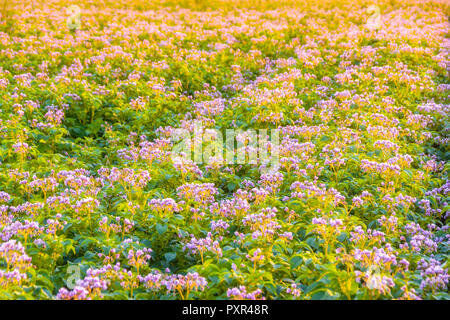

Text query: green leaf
(289, 255), (303, 270)
(156, 223), (168, 235)
(164, 252), (177, 263)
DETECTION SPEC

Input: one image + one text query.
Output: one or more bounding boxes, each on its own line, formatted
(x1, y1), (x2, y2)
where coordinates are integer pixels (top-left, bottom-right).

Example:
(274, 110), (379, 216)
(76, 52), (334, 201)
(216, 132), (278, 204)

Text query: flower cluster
(227, 286), (265, 300)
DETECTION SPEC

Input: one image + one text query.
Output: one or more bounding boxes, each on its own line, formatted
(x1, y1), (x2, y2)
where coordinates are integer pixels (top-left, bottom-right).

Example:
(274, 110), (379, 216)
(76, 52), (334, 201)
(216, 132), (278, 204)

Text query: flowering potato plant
(0, 0), (449, 300)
